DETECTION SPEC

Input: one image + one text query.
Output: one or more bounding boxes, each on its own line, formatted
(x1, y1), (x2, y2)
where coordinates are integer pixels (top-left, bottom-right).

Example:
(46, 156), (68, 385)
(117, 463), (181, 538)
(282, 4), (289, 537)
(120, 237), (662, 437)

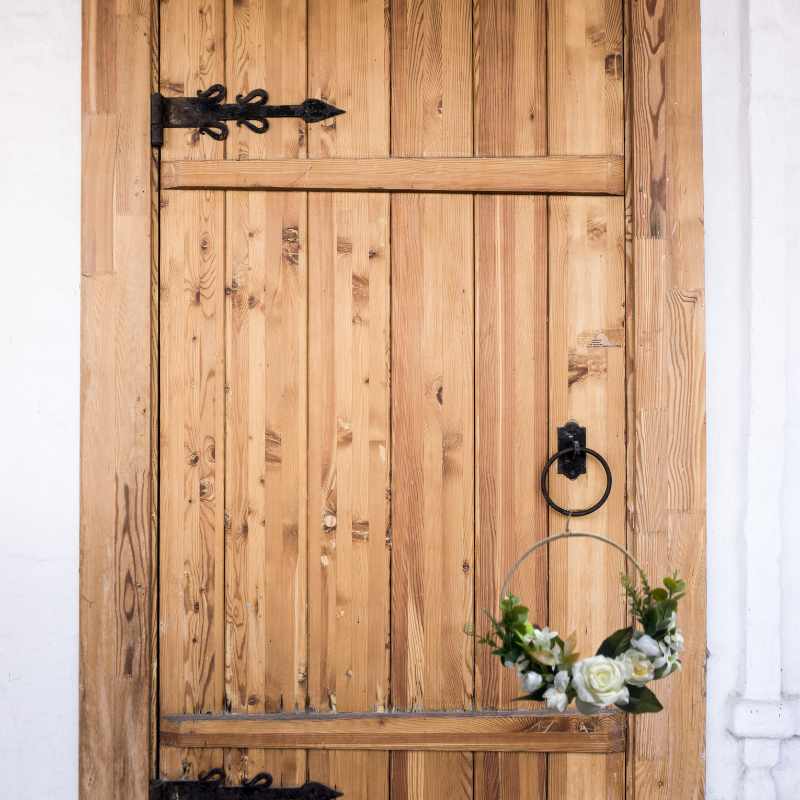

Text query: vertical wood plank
(223, 189), (308, 724)
(159, 189), (226, 778)
(81, 0), (154, 796)
(547, 2), (627, 797)
(307, 2), (392, 797)
(308, 0), (390, 159)
(391, 751), (473, 800)
(392, 193), (475, 800)
(547, 195), (627, 800)
(472, 4), (547, 796)
(225, 189), (268, 720)
(632, 0), (666, 238)
(473, 0), (547, 157)
(310, 751), (390, 800)
(474, 194), (548, 800)
(226, 746), (308, 787)
(308, 192), (391, 715)
(547, 0), (624, 155)
(632, 0), (706, 795)
(391, 5), (474, 796)
(623, 2), (635, 795)
(160, 0), (226, 160)
(224, 0), (307, 160)
(220, 0), (308, 781)
(391, 0), (473, 157)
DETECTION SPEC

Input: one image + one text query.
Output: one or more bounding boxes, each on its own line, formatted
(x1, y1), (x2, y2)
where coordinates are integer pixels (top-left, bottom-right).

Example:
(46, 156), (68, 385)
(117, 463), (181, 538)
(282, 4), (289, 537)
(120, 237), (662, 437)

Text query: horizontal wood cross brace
(160, 156), (624, 194)
(160, 710), (626, 753)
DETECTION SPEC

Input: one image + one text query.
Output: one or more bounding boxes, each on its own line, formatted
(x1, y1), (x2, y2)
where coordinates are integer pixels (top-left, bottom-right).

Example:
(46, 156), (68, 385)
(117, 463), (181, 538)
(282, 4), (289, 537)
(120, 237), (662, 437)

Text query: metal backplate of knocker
(150, 768), (343, 800)
(557, 420), (587, 480)
(151, 84), (345, 146)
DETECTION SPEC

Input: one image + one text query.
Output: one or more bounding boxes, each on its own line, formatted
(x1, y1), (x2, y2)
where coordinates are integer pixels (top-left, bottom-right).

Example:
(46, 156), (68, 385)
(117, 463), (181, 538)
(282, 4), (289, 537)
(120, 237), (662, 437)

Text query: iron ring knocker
(540, 445), (612, 517)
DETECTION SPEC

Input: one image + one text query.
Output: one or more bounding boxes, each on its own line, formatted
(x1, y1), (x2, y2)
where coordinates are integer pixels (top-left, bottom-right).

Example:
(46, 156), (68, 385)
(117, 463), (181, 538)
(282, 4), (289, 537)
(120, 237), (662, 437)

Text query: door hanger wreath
(471, 433), (686, 716)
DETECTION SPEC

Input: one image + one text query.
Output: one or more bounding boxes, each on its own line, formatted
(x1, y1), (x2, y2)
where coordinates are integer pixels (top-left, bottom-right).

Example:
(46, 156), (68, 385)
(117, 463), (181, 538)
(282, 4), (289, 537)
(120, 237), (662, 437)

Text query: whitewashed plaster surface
(0, 0), (797, 797)
(703, 0), (800, 797)
(0, 1), (81, 798)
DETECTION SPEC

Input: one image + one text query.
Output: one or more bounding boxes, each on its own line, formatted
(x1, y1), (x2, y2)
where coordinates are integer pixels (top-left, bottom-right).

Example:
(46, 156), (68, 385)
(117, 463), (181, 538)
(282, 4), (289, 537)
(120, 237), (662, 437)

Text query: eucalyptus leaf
(564, 630), (578, 657)
(653, 663), (671, 680)
(596, 627), (633, 658)
(616, 685), (663, 714)
(663, 576), (678, 593)
(652, 588), (669, 602)
(532, 650), (557, 666)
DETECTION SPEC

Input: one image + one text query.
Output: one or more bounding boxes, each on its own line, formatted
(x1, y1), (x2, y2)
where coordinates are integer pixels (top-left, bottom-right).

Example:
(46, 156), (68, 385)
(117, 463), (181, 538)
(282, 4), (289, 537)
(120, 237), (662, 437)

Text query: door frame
(79, 0), (706, 797)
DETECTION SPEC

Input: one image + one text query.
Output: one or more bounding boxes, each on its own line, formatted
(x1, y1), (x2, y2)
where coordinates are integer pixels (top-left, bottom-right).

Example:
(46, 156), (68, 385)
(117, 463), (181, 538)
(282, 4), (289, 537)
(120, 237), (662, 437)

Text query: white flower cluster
(508, 613), (685, 713)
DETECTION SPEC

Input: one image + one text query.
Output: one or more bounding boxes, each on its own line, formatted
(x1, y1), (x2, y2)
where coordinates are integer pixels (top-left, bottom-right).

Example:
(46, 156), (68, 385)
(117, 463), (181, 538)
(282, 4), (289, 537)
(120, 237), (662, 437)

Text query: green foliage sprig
(620, 570), (686, 637)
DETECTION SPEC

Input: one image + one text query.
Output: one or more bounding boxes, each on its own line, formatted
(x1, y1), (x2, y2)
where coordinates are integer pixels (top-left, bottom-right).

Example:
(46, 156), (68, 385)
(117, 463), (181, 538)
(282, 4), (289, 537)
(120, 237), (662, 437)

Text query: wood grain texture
(224, 0), (306, 159)
(224, 190), (308, 719)
(306, 4), (391, 797)
(308, 0), (390, 159)
(160, 0), (225, 160)
(391, 22), (474, 800)
(391, 0), (473, 157)
(472, 6), (548, 796)
(226, 748), (307, 790)
(81, 0), (154, 796)
(632, 0), (706, 796)
(160, 711), (627, 752)
(633, 0), (666, 238)
(474, 194), (548, 799)
(547, 195), (627, 800)
(308, 192), (391, 717)
(159, 189), (226, 779)
(161, 156), (625, 194)
(473, 0), (546, 156)
(309, 751), (389, 799)
(548, 0), (624, 155)
(391, 193), (474, 798)
(623, 3), (635, 795)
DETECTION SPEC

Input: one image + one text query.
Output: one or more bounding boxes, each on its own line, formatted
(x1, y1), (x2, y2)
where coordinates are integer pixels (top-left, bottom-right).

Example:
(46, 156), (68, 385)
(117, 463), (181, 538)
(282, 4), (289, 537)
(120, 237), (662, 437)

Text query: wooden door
(156, 1), (628, 797)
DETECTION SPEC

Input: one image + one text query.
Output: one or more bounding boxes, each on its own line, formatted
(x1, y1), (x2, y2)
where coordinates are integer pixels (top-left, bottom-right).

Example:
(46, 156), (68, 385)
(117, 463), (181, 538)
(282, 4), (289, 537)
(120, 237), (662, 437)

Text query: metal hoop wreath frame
(500, 513), (644, 603)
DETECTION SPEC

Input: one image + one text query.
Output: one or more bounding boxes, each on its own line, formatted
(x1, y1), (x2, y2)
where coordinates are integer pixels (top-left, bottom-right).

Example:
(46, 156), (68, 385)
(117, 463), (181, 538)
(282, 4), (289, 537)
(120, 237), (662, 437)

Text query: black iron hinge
(150, 769), (343, 800)
(151, 84), (345, 146)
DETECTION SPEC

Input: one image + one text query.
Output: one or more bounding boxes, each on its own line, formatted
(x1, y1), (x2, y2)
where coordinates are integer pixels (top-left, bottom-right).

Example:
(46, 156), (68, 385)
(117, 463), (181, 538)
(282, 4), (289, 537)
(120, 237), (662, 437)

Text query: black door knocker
(540, 421), (612, 517)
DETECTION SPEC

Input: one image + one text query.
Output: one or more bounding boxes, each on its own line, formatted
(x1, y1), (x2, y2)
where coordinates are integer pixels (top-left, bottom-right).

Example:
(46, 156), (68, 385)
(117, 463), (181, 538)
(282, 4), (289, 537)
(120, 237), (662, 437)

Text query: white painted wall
(703, 0), (800, 797)
(0, 0), (797, 797)
(0, 1), (81, 799)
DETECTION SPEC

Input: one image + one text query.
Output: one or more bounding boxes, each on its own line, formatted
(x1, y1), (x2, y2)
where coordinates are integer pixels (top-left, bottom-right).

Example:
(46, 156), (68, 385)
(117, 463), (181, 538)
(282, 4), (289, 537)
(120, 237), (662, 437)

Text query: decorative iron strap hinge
(150, 769), (343, 800)
(151, 85), (345, 146)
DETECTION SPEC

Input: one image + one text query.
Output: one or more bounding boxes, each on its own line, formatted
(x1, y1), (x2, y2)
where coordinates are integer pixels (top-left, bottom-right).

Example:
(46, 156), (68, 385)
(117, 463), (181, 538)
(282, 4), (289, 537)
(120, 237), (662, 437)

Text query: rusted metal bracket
(150, 769), (343, 800)
(151, 85), (345, 146)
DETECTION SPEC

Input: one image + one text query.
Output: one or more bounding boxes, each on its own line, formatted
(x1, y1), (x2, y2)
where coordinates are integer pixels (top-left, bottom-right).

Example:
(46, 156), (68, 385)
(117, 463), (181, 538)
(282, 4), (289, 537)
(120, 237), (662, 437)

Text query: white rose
(572, 656), (633, 713)
(543, 670), (571, 712)
(631, 633), (661, 658)
(520, 671), (544, 693)
(618, 649), (655, 685)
